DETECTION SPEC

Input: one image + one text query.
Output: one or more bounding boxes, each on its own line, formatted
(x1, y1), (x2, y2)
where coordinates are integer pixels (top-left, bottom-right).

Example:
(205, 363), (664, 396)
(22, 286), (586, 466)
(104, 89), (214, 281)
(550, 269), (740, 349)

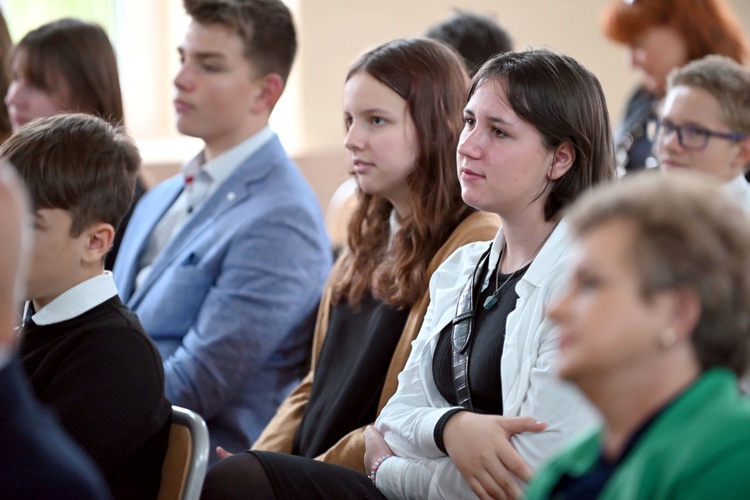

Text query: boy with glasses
(655, 55), (750, 209)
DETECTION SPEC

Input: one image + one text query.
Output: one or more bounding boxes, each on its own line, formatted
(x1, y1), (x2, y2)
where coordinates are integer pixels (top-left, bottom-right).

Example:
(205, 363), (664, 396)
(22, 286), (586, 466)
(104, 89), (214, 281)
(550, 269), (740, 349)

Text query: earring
(659, 327), (677, 349)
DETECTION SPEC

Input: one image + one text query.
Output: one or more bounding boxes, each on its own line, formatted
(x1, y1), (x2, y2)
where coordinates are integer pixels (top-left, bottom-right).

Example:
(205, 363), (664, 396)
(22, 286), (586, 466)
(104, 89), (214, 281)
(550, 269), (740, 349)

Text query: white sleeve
(376, 456), (478, 500)
(374, 266), (458, 460)
(510, 315), (600, 471)
(374, 245), (487, 499)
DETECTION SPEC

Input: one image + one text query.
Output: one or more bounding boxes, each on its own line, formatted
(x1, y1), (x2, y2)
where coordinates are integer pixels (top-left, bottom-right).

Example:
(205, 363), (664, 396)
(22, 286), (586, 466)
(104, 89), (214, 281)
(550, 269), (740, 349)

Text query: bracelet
(368, 455), (392, 485)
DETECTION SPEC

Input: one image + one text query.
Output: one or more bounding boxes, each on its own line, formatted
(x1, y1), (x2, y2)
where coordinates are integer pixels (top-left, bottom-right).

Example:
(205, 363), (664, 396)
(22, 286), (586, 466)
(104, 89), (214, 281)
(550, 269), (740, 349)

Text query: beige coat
(252, 211), (501, 472)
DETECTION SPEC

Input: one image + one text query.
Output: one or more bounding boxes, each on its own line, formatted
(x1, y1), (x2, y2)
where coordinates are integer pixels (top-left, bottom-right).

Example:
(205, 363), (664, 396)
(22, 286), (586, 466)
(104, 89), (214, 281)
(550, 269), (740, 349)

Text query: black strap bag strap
(450, 244), (492, 411)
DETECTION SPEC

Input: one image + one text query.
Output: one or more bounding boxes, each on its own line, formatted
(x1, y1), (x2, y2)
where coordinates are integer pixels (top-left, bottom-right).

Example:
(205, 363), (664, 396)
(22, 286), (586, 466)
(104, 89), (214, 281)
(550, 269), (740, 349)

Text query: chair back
(157, 405), (210, 500)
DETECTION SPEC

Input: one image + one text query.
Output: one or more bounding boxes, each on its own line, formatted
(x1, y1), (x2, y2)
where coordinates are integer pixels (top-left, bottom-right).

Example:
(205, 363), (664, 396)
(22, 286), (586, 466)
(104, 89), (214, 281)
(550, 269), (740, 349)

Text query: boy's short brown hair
(184, 0), (296, 84)
(0, 113), (140, 236)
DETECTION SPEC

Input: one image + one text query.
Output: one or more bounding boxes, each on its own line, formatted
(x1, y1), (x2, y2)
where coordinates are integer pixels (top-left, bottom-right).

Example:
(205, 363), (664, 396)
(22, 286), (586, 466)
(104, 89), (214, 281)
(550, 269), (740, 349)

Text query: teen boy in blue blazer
(114, 0), (331, 461)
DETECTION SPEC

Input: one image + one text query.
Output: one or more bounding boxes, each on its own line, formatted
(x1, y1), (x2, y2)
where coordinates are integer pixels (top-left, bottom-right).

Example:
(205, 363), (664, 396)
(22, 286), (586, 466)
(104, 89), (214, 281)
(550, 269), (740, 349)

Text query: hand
(216, 446), (234, 460)
(363, 425), (394, 472)
(443, 412), (546, 500)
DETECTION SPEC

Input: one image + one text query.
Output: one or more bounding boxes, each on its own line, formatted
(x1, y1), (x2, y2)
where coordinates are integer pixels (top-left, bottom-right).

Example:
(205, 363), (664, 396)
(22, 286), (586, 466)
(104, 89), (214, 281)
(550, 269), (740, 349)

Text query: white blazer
(374, 221), (600, 500)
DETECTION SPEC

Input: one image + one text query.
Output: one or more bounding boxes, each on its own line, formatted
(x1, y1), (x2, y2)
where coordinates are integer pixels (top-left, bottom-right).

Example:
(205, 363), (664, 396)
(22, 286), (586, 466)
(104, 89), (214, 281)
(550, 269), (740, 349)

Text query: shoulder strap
(450, 244), (492, 411)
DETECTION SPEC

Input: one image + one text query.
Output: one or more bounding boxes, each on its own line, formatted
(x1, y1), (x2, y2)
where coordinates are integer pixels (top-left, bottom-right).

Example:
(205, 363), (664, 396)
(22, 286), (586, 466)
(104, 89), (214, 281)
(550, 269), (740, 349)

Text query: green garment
(526, 369), (750, 499)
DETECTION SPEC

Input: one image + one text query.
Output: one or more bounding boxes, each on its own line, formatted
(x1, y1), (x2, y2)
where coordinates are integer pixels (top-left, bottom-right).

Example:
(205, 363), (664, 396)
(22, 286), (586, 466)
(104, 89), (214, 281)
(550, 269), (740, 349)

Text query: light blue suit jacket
(114, 135), (331, 459)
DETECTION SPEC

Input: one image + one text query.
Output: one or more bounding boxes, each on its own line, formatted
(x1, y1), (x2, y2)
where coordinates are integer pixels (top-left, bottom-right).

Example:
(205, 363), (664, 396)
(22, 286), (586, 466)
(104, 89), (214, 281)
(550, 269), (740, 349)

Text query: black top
(433, 258), (528, 415)
(293, 293), (410, 457)
(19, 296), (171, 500)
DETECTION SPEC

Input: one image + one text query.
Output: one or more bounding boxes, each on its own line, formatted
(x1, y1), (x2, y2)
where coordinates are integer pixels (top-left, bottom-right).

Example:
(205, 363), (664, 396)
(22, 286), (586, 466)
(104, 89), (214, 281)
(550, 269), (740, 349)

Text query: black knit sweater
(19, 296), (172, 499)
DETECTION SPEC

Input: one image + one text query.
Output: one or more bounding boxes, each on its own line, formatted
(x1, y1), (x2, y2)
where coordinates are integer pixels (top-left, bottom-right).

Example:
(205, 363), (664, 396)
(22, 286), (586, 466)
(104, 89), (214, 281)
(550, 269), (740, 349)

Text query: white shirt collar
(183, 126), (275, 187)
(28, 271), (119, 326)
(723, 174), (750, 202)
(484, 220), (569, 288)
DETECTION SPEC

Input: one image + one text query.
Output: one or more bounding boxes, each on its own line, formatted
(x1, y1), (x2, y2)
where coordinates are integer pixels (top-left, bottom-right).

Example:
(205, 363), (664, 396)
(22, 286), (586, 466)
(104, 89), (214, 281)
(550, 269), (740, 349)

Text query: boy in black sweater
(4, 114), (172, 499)
(0, 162), (111, 499)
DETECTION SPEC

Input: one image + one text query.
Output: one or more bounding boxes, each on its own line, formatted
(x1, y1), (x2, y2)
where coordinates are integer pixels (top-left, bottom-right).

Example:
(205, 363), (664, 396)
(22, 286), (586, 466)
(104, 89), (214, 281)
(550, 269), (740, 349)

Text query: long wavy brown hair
(331, 38), (473, 308)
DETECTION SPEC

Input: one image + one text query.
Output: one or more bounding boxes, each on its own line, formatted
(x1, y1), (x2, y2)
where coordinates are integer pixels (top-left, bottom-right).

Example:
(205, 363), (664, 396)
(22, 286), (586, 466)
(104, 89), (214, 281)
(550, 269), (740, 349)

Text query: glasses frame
(651, 118), (749, 152)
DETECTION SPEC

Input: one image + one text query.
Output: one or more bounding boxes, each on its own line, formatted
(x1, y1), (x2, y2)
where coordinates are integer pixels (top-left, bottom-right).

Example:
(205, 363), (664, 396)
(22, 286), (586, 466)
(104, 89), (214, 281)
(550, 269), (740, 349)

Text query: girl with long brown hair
(201, 37), (500, 498)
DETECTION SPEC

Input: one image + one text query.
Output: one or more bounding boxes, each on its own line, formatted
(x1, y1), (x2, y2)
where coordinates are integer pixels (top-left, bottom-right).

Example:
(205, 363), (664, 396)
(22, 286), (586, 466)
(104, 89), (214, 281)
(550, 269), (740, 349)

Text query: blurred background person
(0, 9), (12, 144)
(527, 172), (750, 499)
(4, 18), (146, 270)
(600, 0), (749, 175)
(425, 9), (513, 77)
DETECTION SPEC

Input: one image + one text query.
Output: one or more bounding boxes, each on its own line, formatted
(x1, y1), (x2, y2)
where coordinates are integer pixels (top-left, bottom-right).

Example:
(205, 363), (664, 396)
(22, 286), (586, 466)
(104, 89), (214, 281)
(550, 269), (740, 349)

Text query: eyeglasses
(651, 119), (749, 151)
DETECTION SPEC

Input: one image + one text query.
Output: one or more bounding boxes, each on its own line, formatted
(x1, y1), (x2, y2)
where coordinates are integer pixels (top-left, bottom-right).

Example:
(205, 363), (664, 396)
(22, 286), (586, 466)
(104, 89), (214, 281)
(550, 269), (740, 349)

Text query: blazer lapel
(116, 176), (183, 301)
(128, 136), (284, 307)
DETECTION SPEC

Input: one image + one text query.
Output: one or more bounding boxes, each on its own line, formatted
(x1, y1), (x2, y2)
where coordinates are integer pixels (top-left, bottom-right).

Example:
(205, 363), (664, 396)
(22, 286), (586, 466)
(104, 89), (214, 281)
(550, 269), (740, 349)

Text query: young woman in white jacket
(364, 47), (616, 500)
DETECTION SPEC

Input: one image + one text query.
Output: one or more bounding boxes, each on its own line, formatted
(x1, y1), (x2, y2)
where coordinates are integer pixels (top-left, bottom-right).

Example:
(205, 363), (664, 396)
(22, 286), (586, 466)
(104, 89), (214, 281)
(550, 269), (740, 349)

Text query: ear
(666, 287), (702, 343)
(250, 73), (285, 114)
(82, 222), (115, 267)
(549, 142), (576, 181)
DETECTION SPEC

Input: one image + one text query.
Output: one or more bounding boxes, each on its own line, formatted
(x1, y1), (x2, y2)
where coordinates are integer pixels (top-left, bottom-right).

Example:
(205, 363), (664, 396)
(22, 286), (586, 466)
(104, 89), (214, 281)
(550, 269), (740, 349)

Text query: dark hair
(567, 171), (750, 375)
(601, 0), (749, 64)
(0, 9), (12, 141)
(332, 38), (472, 307)
(468, 48), (616, 220)
(425, 10), (513, 77)
(12, 18), (124, 126)
(184, 0), (297, 84)
(0, 114), (140, 236)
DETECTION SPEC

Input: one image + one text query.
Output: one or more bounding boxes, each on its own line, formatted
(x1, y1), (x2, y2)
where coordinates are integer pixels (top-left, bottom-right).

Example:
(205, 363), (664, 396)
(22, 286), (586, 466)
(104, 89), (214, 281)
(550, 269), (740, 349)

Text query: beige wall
(292, 0), (750, 156)
(135, 0), (750, 213)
